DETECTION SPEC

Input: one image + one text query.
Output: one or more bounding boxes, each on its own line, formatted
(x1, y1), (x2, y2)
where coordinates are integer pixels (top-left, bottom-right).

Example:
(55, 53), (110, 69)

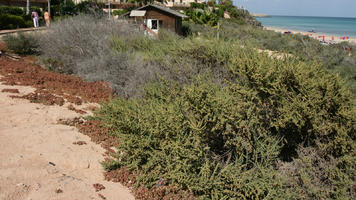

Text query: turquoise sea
(256, 16), (356, 38)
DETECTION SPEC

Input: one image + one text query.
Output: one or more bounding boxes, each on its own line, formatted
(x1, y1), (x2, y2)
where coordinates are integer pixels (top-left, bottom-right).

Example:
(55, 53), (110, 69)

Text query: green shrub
(0, 6), (24, 15)
(0, 14), (27, 30)
(76, 0), (105, 15)
(184, 2), (260, 27)
(195, 21), (356, 93)
(3, 33), (39, 55)
(113, 9), (128, 16)
(190, 2), (206, 9)
(95, 45), (355, 199)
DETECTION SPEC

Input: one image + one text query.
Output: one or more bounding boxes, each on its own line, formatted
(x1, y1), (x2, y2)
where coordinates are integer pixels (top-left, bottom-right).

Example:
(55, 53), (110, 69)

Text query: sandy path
(0, 82), (134, 200)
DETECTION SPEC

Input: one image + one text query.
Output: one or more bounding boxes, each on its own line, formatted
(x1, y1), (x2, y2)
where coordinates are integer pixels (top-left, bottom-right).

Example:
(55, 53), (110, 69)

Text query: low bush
(76, 0), (105, 15)
(87, 34), (355, 199)
(192, 20), (356, 93)
(95, 45), (355, 199)
(3, 33), (39, 55)
(113, 10), (128, 16)
(0, 6), (24, 15)
(0, 14), (27, 30)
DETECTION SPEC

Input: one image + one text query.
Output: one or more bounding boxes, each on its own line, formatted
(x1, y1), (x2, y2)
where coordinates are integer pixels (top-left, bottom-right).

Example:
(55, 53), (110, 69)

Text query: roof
(123, 4), (187, 18)
(130, 10), (146, 17)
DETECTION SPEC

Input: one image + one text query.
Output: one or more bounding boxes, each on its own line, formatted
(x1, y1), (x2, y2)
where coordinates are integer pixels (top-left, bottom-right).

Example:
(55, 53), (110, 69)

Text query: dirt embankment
(0, 57), (134, 200)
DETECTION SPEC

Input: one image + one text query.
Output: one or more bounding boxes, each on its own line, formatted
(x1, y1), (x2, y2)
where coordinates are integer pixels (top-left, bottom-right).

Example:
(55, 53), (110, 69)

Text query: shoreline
(265, 26), (356, 44)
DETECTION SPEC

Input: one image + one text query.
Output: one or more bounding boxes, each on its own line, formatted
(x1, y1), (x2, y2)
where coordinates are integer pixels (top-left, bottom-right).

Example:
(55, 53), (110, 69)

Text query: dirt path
(0, 82), (134, 199)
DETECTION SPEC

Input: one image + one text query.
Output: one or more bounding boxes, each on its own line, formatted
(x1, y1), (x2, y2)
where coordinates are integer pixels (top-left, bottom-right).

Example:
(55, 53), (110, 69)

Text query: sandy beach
(265, 26), (356, 44)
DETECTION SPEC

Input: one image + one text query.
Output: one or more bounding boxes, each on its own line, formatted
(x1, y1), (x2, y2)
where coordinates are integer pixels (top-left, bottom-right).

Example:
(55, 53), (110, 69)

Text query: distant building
(165, 0), (205, 8)
(124, 4), (187, 35)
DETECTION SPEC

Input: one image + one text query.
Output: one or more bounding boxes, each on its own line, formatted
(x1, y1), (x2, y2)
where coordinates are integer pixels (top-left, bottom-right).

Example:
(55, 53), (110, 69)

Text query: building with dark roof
(124, 4), (187, 35)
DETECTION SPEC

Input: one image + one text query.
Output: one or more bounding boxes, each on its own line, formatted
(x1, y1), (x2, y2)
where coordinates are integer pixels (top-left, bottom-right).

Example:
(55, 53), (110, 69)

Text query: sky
(234, 0), (356, 18)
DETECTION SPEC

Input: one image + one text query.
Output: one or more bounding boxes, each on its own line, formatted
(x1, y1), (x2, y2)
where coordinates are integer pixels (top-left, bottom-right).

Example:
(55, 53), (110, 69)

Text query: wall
(145, 8), (177, 33)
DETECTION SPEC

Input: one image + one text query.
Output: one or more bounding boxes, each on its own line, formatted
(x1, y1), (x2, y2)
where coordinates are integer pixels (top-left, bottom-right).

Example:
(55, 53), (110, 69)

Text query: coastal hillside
(1, 2), (356, 199)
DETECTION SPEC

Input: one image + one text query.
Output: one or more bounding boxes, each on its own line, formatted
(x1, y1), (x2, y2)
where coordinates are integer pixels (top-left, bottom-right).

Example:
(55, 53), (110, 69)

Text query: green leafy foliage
(0, 6), (24, 15)
(184, 2), (260, 27)
(0, 14), (27, 30)
(95, 38), (356, 199)
(113, 10), (128, 16)
(187, 20), (356, 93)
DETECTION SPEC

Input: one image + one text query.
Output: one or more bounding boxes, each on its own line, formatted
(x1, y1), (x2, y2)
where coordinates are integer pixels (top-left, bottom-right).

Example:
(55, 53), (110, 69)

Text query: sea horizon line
(257, 15), (356, 19)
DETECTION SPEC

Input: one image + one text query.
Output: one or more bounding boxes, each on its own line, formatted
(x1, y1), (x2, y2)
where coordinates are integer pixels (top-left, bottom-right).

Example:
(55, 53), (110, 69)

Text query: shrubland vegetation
(211, 21), (356, 93)
(3, 2), (356, 199)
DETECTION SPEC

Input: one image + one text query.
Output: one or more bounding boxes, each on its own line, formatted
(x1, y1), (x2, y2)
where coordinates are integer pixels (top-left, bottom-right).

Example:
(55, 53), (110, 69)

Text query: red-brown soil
(1, 88), (19, 93)
(93, 183), (106, 192)
(72, 141), (87, 145)
(0, 57), (114, 106)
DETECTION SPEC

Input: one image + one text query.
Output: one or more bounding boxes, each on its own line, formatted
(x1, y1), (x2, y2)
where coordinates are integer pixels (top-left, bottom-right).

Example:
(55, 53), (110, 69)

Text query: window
(151, 19), (158, 30)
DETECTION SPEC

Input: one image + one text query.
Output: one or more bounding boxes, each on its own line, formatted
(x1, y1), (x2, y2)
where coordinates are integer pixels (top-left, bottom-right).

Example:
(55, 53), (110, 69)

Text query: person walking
(44, 10), (50, 27)
(31, 11), (39, 28)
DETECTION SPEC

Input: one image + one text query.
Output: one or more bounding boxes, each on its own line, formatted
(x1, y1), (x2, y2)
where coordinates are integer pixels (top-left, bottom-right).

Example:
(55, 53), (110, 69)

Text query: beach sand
(0, 81), (134, 200)
(265, 26), (356, 44)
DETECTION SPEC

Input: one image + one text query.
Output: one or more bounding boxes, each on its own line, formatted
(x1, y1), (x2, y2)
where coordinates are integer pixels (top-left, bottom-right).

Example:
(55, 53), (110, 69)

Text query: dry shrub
(277, 146), (356, 199)
(37, 15), (158, 96)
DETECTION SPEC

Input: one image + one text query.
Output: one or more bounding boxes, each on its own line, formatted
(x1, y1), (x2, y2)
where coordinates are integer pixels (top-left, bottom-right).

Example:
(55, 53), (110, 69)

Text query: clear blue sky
(234, 0), (356, 18)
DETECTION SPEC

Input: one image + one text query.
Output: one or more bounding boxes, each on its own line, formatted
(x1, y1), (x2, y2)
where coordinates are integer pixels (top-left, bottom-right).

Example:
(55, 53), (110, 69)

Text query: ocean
(256, 16), (356, 38)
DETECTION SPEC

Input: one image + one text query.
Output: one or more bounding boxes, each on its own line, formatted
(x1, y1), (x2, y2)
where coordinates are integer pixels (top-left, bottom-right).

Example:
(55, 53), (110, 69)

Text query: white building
(165, 0), (206, 7)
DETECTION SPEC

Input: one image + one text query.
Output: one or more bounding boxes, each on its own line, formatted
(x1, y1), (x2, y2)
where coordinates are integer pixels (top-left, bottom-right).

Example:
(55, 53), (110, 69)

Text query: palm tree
(26, 0), (30, 15)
